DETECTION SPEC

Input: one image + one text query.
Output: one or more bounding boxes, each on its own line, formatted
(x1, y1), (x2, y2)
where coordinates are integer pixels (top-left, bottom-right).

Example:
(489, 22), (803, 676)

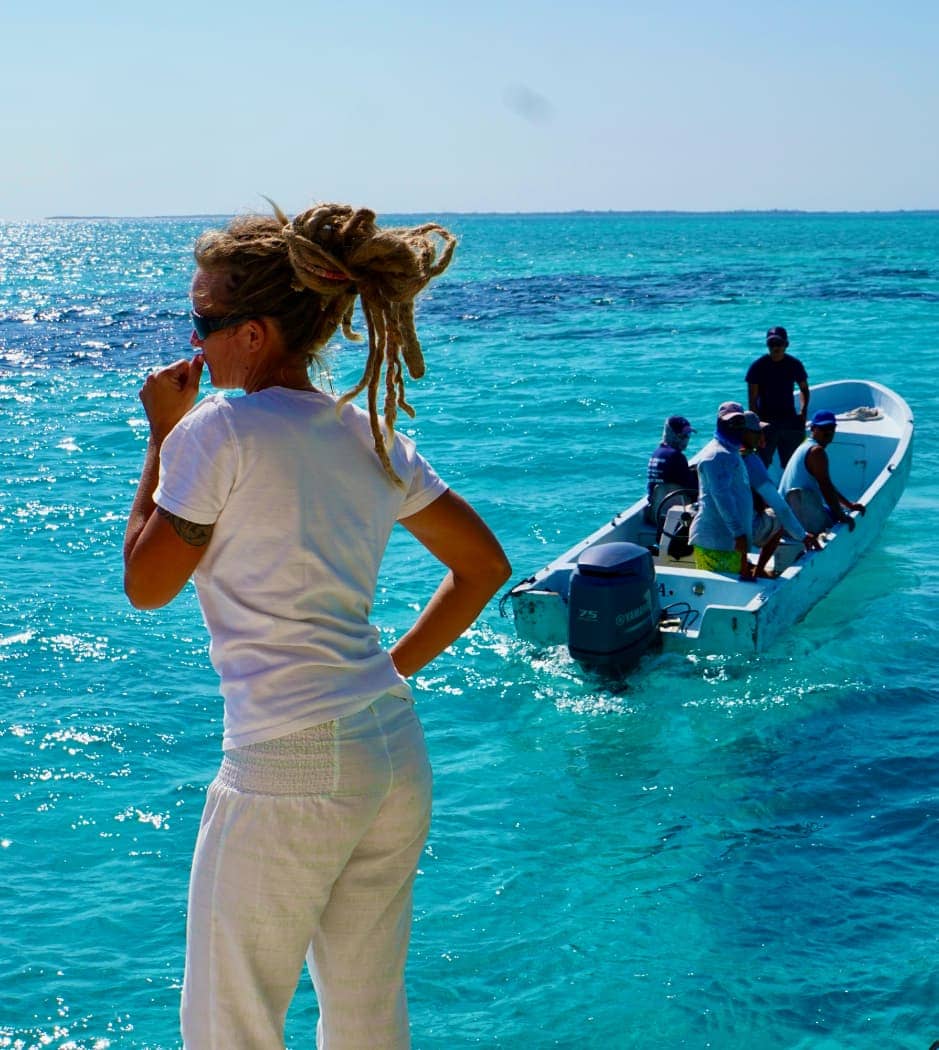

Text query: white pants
(181, 693), (432, 1050)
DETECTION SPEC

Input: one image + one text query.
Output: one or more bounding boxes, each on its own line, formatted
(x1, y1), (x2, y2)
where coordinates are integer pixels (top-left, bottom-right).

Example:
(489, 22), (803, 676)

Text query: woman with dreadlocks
(122, 202), (510, 1049)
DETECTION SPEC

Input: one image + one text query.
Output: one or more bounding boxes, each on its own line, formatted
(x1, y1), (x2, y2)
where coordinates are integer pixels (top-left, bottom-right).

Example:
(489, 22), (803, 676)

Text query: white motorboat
(505, 379), (913, 668)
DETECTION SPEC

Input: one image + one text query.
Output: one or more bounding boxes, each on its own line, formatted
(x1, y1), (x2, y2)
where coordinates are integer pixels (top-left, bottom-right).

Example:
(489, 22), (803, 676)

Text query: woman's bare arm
(391, 490), (511, 677)
(123, 354), (209, 609)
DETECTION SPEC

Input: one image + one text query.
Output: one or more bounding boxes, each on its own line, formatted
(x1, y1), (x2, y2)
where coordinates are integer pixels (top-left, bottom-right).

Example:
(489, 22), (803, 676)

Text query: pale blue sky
(3, 0), (937, 218)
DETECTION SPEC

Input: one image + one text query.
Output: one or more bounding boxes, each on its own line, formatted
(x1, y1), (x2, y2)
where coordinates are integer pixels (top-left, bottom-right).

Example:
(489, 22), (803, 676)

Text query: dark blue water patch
(2, 268), (759, 366)
(0, 310), (195, 370)
(718, 694), (938, 885)
(806, 262), (939, 302)
(419, 254), (939, 331)
(516, 321), (726, 343)
(809, 282), (939, 303)
(7, 258), (932, 377)
(861, 266), (931, 279)
(0, 302), (187, 326)
(425, 268), (786, 327)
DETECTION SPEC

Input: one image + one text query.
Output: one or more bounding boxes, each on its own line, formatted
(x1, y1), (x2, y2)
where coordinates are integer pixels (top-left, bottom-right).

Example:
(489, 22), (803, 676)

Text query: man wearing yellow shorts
(688, 402), (754, 580)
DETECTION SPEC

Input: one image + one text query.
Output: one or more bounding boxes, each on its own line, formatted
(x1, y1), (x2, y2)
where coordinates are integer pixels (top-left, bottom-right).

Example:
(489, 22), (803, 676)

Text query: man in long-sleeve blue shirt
(689, 401), (754, 579)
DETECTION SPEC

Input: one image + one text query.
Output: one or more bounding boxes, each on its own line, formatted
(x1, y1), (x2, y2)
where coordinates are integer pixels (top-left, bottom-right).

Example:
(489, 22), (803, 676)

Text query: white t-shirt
(153, 387), (448, 750)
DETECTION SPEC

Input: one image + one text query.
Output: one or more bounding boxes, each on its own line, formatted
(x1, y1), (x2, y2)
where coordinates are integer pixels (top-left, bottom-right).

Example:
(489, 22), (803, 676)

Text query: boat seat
(657, 495), (697, 561)
(640, 484), (697, 555)
(650, 485), (698, 534)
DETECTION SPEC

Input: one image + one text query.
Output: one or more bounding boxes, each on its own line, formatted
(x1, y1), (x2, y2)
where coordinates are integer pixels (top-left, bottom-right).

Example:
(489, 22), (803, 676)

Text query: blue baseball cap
(811, 409), (837, 428)
(766, 326), (789, 346)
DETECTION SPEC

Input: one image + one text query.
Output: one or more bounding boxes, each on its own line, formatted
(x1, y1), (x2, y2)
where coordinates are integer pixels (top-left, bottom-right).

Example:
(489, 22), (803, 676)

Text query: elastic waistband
(214, 692), (414, 796)
(216, 720), (337, 796)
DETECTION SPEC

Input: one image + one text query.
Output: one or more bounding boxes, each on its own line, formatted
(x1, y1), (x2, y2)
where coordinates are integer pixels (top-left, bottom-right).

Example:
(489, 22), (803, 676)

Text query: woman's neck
(245, 361), (315, 394)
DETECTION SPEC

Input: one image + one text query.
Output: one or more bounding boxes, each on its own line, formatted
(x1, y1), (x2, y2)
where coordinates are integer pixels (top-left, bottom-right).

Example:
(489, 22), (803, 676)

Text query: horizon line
(27, 207), (939, 221)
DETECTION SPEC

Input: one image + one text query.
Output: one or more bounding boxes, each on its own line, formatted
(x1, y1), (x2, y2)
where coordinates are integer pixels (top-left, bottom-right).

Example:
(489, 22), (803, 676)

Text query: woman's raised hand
(139, 353), (204, 441)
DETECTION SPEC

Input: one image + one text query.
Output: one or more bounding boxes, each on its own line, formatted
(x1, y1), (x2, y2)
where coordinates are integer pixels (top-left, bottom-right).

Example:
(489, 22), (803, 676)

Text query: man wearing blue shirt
(646, 415), (698, 522)
(689, 402), (754, 579)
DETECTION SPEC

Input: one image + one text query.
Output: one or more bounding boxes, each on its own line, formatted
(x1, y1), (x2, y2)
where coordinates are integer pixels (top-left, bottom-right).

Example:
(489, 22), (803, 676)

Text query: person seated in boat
(688, 402), (755, 580)
(779, 409), (867, 533)
(645, 414), (698, 525)
(746, 325), (810, 469)
(740, 411), (821, 578)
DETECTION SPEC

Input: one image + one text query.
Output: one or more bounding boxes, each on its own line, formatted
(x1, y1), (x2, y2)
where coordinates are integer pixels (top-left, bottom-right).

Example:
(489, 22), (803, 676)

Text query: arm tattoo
(156, 506), (214, 547)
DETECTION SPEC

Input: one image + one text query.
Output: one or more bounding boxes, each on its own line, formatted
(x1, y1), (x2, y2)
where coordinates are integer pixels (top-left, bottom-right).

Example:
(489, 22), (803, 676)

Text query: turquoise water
(1, 213), (937, 1049)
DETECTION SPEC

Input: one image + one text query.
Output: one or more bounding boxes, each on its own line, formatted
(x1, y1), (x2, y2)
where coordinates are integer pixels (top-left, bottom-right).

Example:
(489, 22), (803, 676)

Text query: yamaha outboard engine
(568, 542), (661, 670)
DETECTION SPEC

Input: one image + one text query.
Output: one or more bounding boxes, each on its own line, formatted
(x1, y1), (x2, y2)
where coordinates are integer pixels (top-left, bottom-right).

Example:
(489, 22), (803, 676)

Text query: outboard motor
(568, 541), (661, 670)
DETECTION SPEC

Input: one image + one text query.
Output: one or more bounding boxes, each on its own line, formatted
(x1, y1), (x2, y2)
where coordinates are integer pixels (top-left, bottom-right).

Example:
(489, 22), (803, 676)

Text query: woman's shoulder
(168, 393), (231, 439)
(335, 396), (421, 453)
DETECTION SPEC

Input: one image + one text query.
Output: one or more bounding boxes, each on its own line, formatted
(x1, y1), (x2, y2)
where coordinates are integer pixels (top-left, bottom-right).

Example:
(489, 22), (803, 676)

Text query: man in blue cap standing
(779, 409), (866, 532)
(745, 325), (810, 469)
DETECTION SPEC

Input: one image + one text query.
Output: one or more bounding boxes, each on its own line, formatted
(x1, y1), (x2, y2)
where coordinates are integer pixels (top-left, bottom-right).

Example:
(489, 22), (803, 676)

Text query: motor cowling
(568, 541), (661, 669)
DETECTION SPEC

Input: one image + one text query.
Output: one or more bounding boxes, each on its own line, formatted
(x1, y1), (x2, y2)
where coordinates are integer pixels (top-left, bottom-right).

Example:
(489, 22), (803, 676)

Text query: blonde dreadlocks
(193, 201), (456, 484)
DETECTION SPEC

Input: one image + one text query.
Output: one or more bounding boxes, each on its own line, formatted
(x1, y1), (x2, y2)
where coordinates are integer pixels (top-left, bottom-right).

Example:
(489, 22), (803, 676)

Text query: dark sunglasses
(190, 309), (253, 341)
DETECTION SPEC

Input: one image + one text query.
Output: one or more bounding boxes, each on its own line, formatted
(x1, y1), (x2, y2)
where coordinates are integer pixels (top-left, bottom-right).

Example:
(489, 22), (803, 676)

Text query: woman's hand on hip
(392, 490), (511, 676)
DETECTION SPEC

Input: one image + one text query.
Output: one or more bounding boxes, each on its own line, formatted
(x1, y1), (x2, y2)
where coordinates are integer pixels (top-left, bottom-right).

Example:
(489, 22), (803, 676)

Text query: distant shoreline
(36, 209), (939, 221)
